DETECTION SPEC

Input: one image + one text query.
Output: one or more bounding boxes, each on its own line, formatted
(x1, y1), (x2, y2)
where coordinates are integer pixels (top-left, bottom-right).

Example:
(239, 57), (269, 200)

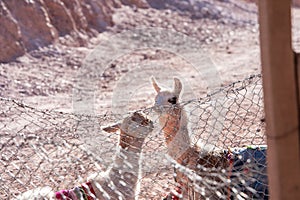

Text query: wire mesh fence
(0, 74), (267, 199)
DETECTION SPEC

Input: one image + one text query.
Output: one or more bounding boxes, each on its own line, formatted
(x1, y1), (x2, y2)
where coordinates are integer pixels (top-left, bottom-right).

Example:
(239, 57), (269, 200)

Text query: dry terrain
(0, 0), (300, 199)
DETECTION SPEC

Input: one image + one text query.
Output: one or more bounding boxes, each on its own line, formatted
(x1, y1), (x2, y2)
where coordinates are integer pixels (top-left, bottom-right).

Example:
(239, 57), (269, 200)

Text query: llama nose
(153, 102), (166, 113)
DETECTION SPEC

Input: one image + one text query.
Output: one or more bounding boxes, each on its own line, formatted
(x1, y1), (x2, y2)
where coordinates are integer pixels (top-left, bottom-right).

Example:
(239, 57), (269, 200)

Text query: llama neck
(160, 106), (191, 159)
(92, 131), (145, 200)
(108, 146), (143, 198)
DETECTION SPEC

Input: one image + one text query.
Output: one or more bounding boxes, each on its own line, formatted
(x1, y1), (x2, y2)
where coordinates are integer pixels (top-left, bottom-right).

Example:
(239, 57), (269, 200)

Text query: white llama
(16, 112), (154, 200)
(151, 77), (228, 200)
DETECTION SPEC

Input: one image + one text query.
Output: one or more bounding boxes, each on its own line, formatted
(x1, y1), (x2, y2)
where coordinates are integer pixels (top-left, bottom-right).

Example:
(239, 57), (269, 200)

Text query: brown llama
(151, 77), (229, 200)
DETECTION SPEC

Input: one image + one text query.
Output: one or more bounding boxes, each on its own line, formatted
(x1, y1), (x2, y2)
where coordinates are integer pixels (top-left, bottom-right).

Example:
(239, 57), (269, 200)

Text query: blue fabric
(230, 146), (268, 199)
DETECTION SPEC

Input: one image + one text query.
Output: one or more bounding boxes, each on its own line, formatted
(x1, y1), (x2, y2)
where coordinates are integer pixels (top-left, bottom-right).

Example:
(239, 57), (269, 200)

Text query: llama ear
(151, 77), (161, 93)
(102, 123), (121, 133)
(173, 77), (182, 96)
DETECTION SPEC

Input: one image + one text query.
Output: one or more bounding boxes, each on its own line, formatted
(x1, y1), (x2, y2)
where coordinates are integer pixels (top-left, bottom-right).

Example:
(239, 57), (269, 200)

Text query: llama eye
(168, 97), (177, 104)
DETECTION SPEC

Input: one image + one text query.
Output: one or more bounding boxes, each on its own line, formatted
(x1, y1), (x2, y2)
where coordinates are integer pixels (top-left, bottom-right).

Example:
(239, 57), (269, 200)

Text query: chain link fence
(0, 74), (267, 199)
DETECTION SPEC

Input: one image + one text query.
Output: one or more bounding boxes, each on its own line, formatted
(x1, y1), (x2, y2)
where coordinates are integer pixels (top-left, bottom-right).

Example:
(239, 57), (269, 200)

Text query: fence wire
(0, 74), (267, 199)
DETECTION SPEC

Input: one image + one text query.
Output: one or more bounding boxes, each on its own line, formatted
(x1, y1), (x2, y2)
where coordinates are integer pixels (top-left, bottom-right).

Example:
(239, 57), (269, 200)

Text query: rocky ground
(1, 0), (299, 113)
(0, 0), (300, 199)
(0, 0), (260, 110)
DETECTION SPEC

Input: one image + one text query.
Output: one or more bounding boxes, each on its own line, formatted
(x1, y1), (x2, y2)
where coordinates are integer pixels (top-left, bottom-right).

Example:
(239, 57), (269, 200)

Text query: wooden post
(297, 52), (300, 107)
(259, 0), (300, 199)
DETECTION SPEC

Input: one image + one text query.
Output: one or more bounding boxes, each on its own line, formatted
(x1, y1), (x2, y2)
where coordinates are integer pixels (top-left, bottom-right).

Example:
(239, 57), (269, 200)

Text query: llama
(151, 77), (228, 199)
(16, 112), (154, 200)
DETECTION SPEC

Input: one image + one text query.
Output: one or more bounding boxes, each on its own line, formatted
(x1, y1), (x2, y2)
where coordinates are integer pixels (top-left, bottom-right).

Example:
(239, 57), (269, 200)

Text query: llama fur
(16, 112), (154, 200)
(151, 77), (228, 199)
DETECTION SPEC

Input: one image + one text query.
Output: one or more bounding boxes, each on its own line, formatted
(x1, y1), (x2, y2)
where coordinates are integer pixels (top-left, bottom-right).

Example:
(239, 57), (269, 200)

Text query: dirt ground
(1, 1), (299, 111)
(0, 0), (300, 199)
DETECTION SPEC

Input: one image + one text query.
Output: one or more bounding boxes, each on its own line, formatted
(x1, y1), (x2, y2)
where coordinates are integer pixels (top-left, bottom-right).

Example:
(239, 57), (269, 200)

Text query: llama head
(121, 112), (154, 138)
(103, 112), (153, 151)
(151, 77), (183, 111)
(103, 112), (154, 139)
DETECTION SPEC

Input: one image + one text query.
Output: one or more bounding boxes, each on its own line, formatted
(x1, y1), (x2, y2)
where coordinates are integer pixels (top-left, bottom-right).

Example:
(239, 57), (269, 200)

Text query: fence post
(258, 0), (300, 199)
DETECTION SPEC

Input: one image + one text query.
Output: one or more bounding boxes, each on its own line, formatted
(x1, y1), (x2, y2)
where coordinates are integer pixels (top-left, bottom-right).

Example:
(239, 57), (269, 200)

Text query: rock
(80, 0), (114, 32)
(43, 0), (76, 36)
(0, 0), (152, 62)
(146, 0), (166, 9)
(3, 0), (58, 51)
(0, 2), (25, 62)
(60, 0), (89, 31)
(294, 0), (300, 7)
(120, 0), (149, 8)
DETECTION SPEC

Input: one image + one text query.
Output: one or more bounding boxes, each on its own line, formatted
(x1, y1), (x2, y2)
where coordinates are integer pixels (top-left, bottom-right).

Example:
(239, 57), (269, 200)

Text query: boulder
(60, 0), (89, 32)
(0, 2), (25, 62)
(3, 0), (58, 51)
(120, 0), (149, 8)
(294, 0), (300, 7)
(0, 0), (150, 62)
(43, 0), (76, 36)
(80, 0), (114, 32)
